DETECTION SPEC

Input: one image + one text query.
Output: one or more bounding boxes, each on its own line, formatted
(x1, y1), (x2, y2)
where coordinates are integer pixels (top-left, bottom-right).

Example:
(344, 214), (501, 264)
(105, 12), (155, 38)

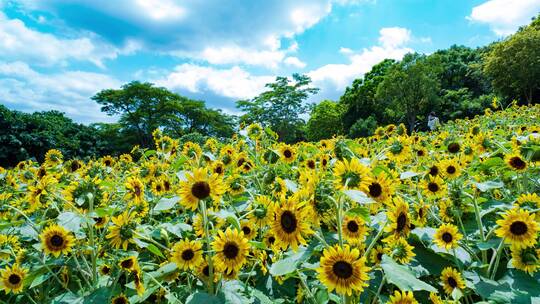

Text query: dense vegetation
(0, 104), (538, 303)
(1, 14), (539, 167)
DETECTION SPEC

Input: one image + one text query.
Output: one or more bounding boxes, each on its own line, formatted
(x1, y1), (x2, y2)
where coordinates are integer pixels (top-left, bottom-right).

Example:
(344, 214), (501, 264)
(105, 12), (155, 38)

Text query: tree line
(1, 14), (538, 167)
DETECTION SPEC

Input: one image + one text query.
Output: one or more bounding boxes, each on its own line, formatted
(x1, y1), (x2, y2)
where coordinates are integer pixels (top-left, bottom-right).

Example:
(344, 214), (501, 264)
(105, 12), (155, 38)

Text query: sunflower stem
(488, 239), (505, 279)
(200, 199), (215, 295)
(371, 274), (386, 304)
(363, 221), (387, 259)
(296, 270), (317, 304)
(471, 195), (488, 265)
(87, 193), (98, 287)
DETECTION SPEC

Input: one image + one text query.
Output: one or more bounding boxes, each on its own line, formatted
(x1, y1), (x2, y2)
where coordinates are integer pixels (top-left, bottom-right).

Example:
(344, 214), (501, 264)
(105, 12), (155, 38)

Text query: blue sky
(0, 0), (539, 123)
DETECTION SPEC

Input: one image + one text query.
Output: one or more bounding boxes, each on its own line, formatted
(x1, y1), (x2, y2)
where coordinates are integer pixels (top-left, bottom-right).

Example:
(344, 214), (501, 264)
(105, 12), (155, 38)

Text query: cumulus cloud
(284, 57), (307, 68)
(308, 27), (413, 91)
(468, 0), (540, 36)
(0, 12), (139, 68)
(0, 61), (120, 122)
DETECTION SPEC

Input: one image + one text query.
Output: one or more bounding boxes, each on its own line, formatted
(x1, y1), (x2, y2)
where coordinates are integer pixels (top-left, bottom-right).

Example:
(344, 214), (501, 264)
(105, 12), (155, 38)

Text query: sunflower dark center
(105, 160), (111, 166)
(181, 249), (195, 261)
(113, 297), (128, 304)
(164, 181), (171, 191)
(134, 185), (142, 197)
(448, 143), (460, 153)
(50, 234), (64, 248)
(307, 160), (315, 169)
(191, 181), (211, 199)
(94, 217), (104, 224)
(447, 277), (458, 288)
(429, 166), (439, 176)
(369, 183), (382, 198)
(215, 166), (223, 174)
(509, 157), (526, 170)
(396, 213), (407, 232)
(322, 159), (328, 166)
(203, 265), (210, 276)
(268, 236), (275, 244)
(377, 252), (383, 261)
(283, 149), (292, 158)
(242, 226), (251, 236)
(223, 242), (239, 259)
(156, 184), (162, 192)
(417, 150), (425, 156)
(121, 259), (134, 269)
(332, 261), (354, 279)
(71, 162), (80, 172)
(446, 166), (456, 174)
(347, 220), (359, 233)
(442, 232), (453, 243)
(428, 182), (439, 192)
(280, 211), (297, 233)
(510, 221), (528, 236)
(8, 274), (21, 285)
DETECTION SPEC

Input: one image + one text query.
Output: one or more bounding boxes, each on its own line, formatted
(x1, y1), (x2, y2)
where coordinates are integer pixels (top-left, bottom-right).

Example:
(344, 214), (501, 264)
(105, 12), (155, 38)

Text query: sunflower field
(0, 104), (539, 304)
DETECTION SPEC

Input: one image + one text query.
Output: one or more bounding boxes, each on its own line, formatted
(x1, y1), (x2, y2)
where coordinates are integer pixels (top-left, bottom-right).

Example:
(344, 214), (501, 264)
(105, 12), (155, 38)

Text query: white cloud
(182, 46), (287, 69)
(134, 0), (186, 21)
(0, 61), (120, 122)
(468, 0), (540, 36)
(284, 56), (307, 68)
(155, 64), (274, 100)
(309, 27), (413, 90)
(0, 12), (139, 68)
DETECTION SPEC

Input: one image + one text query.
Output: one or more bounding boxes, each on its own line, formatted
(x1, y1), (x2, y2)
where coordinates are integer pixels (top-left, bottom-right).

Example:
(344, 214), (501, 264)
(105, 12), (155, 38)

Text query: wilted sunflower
(178, 168), (225, 211)
(440, 267), (466, 295)
(317, 245), (370, 296)
(279, 144), (297, 163)
(333, 158), (371, 190)
(385, 197), (412, 239)
(111, 294), (129, 304)
(510, 246), (540, 275)
(119, 256), (139, 272)
(0, 263), (27, 294)
(433, 223), (463, 250)
(505, 152), (527, 171)
(342, 215), (369, 245)
(271, 198), (313, 251)
(422, 175), (447, 199)
(171, 239), (203, 271)
(495, 208), (538, 248)
(106, 211), (138, 250)
(133, 269), (145, 296)
(40, 224), (75, 257)
(387, 290), (418, 304)
(212, 228), (250, 274)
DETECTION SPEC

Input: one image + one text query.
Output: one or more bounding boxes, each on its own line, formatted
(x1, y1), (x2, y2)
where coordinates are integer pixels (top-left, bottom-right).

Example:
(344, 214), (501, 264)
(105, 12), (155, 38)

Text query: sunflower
(516, 193), (540, 209)
(387, 290), (418, 304)
(333, 158), (371, 190)
(271, 198), (313, 251)
(151, 179), (166, 196)
(102, 155), (115, 167)
(178, 168), (226, 211)
(111, 294), (129, 304)
(240, 220), (257, 240)
(422, 175), (447, 200)
(100, 264), (111, 276)
(387, 238), (416, 264)
(171, 240), (203, 271)
(212, 228), (250, 274)
(505, 152), (527, 171)
(133, 269), (145, 296)
(317, 244), (370, 296)
(342, 215), (369, 245)
(385, 197), (412, 239)
(433, 223), (463, 250)
(510, 245), (540, 275)
(438, 199), (454, 223)
(247, 195), (274, 227)
(365, 172), (394, 205)
(370, 245), (389, 265)
(212, 161), (225, 176)
(439, 158), (461, 179)
(93, 216), (108, 229)
(495, 208), (538, 248)
(0, 263), (27, 294)
(0, 234), (20, 260)
(119, 256), (139, 272)
(412, 201), (429, 227)
(125, 177), (145, 203)
(40, 224), (75, 257)
(106, 211), (138, 250)
(279, 144), (297, 163)
(440, 267), (466, 295)
(386, 137), (411, 163)
(44, 149), (63, 166)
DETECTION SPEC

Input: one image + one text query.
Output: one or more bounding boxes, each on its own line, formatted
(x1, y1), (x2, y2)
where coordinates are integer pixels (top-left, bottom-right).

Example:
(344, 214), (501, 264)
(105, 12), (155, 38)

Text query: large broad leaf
(160, 222), (193, 238)
(400, 171), (420, 179)
(342, 190), (374, 204)
(270, 247), (310, 276)
(345, 206), (370, 222)
(153, 197), (178, 212)
(473, 181), (504, 192)
(186, 292), (223, 304)
(284, 179), (298, 193)
(220, 280), (253, 304)
(381, 255), (437, 292)
(57, 212), (84, 232)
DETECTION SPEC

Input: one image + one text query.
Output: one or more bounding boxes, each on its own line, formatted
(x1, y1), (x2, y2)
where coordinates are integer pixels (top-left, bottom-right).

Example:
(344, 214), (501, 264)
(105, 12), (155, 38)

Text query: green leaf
(400, 171), (420, 179)
(153, 197), (178, 212)
(345, 206), (370, 222)
(221, 280), (252, 304)
(381, 255), (437, 292)
(342, 190), (374, 204)
(473, 181), (504, 192)
(284, 179), (298, 193)
(148, 262), (177, 279)
(146, 244), (165, 258)
(57, 212), (84, 232)
(270, 247), (309, 276)
(186, 292), (223, 304)
(30, 273), (51, 288)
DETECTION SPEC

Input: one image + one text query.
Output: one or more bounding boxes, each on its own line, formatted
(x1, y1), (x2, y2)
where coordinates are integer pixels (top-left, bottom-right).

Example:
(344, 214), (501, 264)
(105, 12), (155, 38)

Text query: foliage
(236, 74), (319, 143)
(306, 100), (344, 141)
(348, 115), (378, 138)
(484, 14), (540, 104)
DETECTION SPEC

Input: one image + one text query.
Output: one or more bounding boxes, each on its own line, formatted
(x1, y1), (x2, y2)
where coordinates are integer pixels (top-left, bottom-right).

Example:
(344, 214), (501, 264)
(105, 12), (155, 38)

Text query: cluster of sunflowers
(0, 104), (539, 304)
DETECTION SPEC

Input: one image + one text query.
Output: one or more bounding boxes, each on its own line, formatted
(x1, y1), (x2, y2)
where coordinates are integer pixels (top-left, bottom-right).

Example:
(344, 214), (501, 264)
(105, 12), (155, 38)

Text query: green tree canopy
(236, 74), (319, 143)
(306, 100), (344, 141)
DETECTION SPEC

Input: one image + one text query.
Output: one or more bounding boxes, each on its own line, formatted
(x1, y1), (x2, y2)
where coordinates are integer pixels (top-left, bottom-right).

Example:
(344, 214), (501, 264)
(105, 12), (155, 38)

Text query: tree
(484, 15), (540, 104)
(376, 53), (441, 132)
(306, 100), (344, 141)
(236, 74), (319, 143)
(340, 59), (396, 131)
